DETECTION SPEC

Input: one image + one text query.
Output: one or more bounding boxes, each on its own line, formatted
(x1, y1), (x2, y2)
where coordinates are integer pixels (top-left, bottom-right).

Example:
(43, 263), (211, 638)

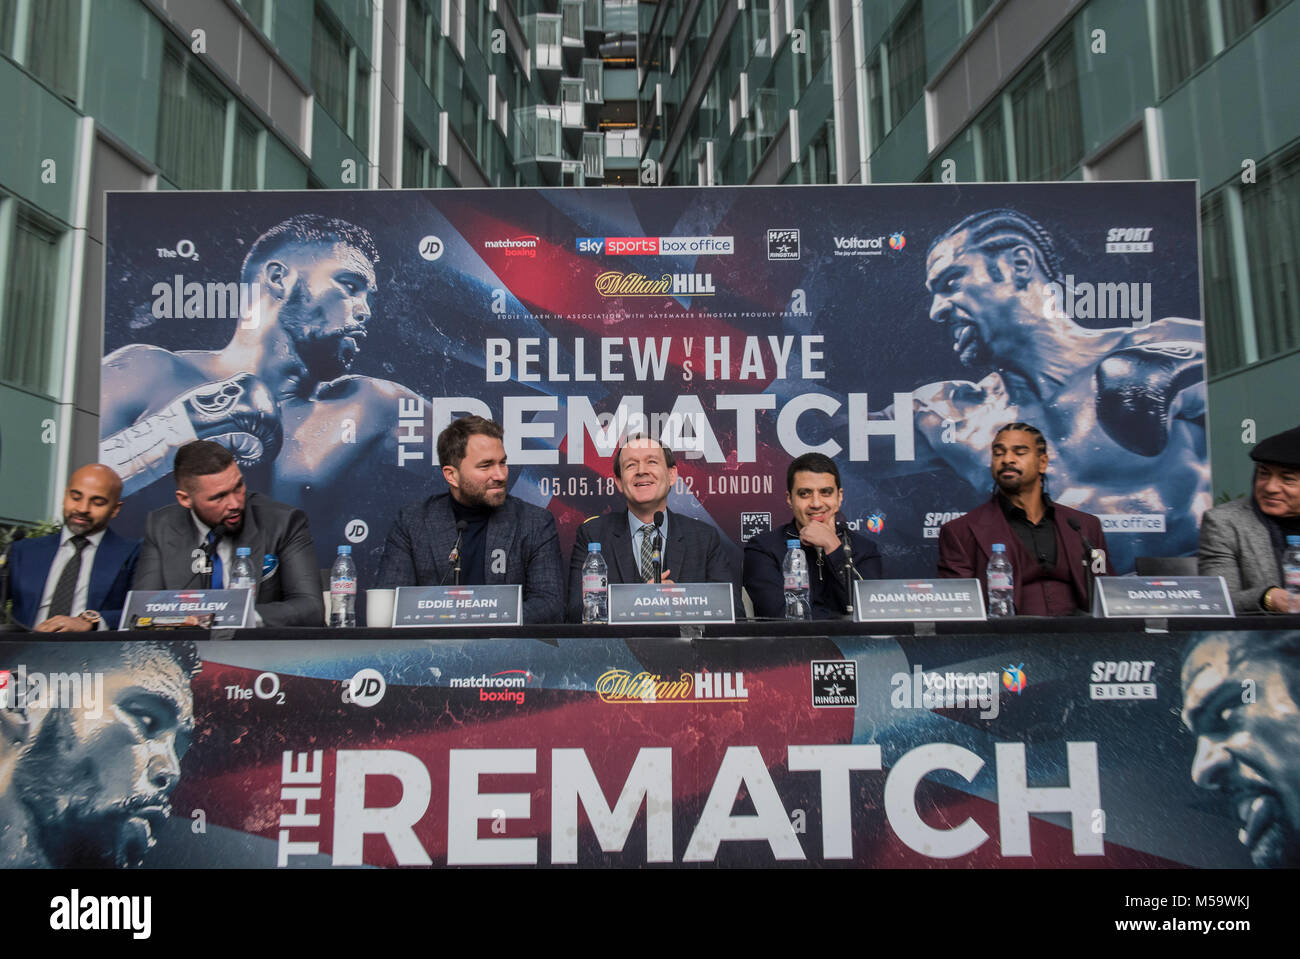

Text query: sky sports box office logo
(576, 236), (735, 255)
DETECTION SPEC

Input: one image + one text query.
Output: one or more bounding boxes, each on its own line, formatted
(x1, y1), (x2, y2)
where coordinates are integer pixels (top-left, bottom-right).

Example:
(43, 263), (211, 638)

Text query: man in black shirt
(743, 453), (882, 618)
(936, 422), (1110, 615)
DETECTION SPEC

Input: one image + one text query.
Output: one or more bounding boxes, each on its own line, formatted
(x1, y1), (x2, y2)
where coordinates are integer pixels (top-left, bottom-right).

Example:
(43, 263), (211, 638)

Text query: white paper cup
(366, 589), (396, 628)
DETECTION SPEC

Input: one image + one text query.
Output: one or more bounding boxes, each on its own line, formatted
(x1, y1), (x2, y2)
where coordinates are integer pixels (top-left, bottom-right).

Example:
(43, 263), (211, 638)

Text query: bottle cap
(589, 543), (601, 551)
(1289, 536), (1300, 546)
(338, 545), (351, 555)
(992, 543), (1006, 552)
(786, 539), (801, 550)
(236, 546), (251, 556)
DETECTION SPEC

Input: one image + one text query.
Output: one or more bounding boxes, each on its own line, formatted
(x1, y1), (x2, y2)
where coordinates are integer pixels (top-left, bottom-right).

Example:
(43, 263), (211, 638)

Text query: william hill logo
(596, 668), (747, 703)
(594, 271), (715, 296)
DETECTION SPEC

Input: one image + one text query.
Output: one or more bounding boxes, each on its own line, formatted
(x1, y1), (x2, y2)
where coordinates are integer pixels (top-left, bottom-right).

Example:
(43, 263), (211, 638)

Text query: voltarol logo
(891, 665), (1000, 719)
(866, 512), (885, 534)
(1002, 664), (1027, 694)
(811, 661), (857, 707)
(1089, 660), (1156, 700)
(889, 232), (906, 250)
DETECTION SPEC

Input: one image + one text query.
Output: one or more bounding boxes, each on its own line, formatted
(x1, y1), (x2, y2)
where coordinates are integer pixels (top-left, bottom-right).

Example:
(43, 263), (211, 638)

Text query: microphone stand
(442, 520), (468, 586)
(1068, 518), (1100, 616)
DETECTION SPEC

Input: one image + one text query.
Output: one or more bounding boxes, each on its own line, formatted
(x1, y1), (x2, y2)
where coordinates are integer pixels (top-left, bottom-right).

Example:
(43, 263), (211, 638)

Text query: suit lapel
(660, 509), (680, 579)
(1051, 509), (1088, 598)
(234, 500), (266, 595)
(425, 497), (460, 583)
(167, 510), (202, 588)
(609, 512), (639, 583)
(87, 530), (121, 609)
(1244, 504), (1280, 580)
(28, 535), (61, 598)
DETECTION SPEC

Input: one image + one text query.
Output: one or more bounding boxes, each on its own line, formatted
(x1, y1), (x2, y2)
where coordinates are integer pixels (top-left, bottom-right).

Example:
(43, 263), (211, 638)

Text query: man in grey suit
(1198, 425), (1300, 614)
(134, 440), (324, 627)
(377, 415), (565, 624)
(566, 434), (739, 622)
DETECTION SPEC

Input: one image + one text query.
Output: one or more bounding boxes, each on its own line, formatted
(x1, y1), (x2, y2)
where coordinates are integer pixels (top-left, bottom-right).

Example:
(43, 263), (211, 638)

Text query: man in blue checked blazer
(377, 416), (565, 624)
(7, 464), (139, 631)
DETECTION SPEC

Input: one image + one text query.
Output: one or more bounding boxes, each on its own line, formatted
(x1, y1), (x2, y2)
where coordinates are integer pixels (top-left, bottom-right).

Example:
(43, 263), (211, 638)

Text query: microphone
(203, 528), (222, 590)
(1067, 518), (1104, 615)
(837, 521), (860, 616)
(651, 511), (664, 584)
(443, 520), (468, 586)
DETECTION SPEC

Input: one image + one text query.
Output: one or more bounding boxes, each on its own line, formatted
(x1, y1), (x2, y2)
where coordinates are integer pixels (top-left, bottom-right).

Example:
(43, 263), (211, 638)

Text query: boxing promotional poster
(3, 629), (1291, 869)
(100, 182), (1208, 584)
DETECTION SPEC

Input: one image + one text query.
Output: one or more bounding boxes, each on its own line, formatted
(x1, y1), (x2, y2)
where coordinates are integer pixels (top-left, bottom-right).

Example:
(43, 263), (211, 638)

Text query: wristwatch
(79, 610), (102, 627)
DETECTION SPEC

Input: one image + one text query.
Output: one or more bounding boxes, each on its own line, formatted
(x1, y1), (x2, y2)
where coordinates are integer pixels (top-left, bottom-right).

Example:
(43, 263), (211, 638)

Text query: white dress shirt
(36, 527), (107, 628)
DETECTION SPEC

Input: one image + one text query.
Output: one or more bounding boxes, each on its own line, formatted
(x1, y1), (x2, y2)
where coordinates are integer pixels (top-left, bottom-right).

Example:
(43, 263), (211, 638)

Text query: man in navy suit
(378, 415), (565, 623)
(6, 464), (139, 631)
(566, 434), (739, 622)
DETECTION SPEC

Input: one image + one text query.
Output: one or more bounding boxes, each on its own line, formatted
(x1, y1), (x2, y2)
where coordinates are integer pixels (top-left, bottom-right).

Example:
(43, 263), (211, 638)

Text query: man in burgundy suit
(936, 422), (1111, 615)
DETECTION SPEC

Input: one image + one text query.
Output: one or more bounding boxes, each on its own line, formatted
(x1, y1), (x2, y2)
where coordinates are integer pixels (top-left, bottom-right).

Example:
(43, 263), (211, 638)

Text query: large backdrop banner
(100, 182), (1208, 582)
(0, 629), (1278, 869)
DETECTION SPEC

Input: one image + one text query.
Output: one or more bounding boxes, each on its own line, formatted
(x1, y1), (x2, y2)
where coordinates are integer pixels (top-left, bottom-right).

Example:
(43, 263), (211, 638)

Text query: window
(1, 207), (62, 396)
(866, 51), (885, 151)
(236, 0), (272, 37)
(231, 114), (263, 190)
(4, 0), (82, 103)
(407, 0), (430, 85)
(157, 45), (227, 189)
(313, 4), (369, 151)
(1241, 147), (1300, 360)
(403, 130), (431, 187)
(977, 104), (1007, 181)
(1201, 192), (1243, 375)
(1222, 0), (1286, 44)
(1011, 33), (1081, 180)
(888, 3), (925, 125)
(1155, 0), (1211, 98)
(796, 120), (836, 185)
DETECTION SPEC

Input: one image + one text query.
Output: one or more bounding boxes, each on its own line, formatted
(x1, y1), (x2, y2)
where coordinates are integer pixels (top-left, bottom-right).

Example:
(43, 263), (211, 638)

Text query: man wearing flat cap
(1198, 425), (1300, 613)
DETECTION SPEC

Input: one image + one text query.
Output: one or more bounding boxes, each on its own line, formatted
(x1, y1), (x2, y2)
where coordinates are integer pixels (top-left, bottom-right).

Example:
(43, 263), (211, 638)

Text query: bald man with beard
(6, 464), (139, 630)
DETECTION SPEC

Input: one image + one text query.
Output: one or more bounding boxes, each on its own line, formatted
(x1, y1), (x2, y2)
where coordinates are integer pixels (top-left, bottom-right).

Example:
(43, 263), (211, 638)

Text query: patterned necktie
(639, 524), (658, 580)
(48, 535), (90, 617)
(207, 530), (224, 588)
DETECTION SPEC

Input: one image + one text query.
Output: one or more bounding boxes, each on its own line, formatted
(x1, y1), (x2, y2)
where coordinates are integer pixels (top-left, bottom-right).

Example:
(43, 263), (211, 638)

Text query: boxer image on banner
(875, 208), (1209, 571)
(99, 215), (425, 511)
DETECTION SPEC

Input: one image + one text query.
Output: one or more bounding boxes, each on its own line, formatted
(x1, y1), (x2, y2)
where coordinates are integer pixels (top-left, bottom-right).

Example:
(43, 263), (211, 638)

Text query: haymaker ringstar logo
(811, 660), (857, 707)
(596, 668), (747, 703)
(767, 229), (800, 260)
(740, 511), (771, 542)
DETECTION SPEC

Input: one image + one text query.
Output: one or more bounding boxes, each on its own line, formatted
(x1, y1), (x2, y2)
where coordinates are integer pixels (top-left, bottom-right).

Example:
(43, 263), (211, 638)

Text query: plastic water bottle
(230, 547), (257, 591)
(581, 543), (609, 624)
(1283, 536), (1300, 611)
(782, 540), (811, 620)
(987, 543), (1015, 618)
(330, 545), (357, 628)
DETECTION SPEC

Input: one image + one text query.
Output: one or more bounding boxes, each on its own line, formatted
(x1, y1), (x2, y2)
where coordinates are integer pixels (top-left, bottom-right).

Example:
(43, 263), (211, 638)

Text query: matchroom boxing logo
(448, 669), (534, 705)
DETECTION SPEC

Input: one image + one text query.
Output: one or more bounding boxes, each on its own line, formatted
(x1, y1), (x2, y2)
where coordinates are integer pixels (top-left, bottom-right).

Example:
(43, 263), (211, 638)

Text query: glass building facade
(0, 0), (1295, 520)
